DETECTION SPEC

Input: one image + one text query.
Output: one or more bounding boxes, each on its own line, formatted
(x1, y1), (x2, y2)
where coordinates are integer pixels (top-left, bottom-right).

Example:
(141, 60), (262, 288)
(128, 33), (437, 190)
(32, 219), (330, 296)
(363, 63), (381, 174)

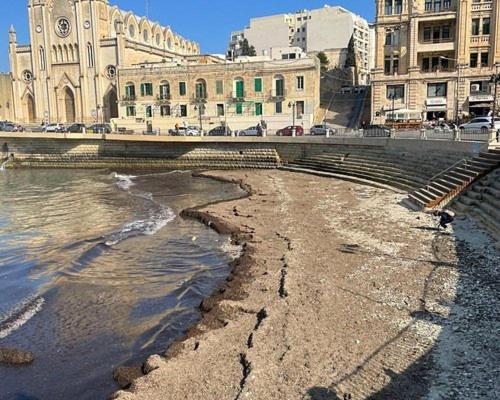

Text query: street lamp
(440, 56), (461, 125)
(388, 93), (396, 127)
(194, 103), (205, 132)
(490, 71), (500, 128)
(288, 101), (296, 136)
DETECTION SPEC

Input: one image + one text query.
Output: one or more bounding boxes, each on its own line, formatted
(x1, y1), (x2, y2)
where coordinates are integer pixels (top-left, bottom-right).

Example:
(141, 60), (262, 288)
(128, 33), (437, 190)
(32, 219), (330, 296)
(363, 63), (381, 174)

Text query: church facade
(9, 0), (200, 124)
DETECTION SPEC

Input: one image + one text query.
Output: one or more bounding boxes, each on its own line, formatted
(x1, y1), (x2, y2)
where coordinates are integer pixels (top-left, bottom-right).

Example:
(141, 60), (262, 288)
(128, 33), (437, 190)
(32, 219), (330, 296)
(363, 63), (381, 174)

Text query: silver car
(238, 126), (261, 136)
(310, 124), (335, 136)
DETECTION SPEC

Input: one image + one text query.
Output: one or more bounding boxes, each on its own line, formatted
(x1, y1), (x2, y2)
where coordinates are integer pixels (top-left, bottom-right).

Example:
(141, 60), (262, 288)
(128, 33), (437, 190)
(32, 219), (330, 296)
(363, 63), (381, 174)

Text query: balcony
(417, 37), (455, 52)
(470, 35), (490, 46)
(157, 93), (171, 102)
(231, 91), (246, 101)
(269, 89), (286, 100)
(424, 1), (453, 14)
(121, 95), (136, 102)
(469, 91), (494, 102)
(471, 2), (492, 12)
(191, 93), (208, 104)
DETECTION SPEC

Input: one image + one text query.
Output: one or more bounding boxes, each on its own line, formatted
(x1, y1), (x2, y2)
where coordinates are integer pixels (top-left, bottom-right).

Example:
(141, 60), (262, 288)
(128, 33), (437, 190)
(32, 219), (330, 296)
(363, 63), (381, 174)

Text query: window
(217, 103), (225, 117)
(129, 25), (135, 37)
(255, 102), (263, 116)
(39, 47), (46, 71)
(385, 56), (399, 75)
(297, 76), (304, 90)
(159, 82), (170, 99)
(125, 83), (136, 99)
(423, 27), (432, 42)
(427, 82), (447, 97)
(87, 43), (94, 68)
(470, 53), (478, 68)
(472, 19), (480, 36)
(160, 105), (170, 117)
(422, 58), (430, 72)
(216, 80), (224, 95)
(442, 26), (450, 40)
(385, 0), (393, 15)
(254, 77), (263, 93)
(236, 103), (243, 115)
(275, 77), (285, 96)
(195, 79), (207, 99)
(180, 104), (187, 117)
(482, 18), (490, 35)
(179, 82), (186, 96)
(387, 85), (405, 99)
(386, 29), (400, 45)
(296, 101), (305, 117)
(143, 30), (149, 42)
(275, 101), (283, 114)
(480, 52), (489, 67)
(145, 106), (152, 118)
(385, 0), (402, 15)
(126, 106), (136, 117)
(140, 83), (153, 97)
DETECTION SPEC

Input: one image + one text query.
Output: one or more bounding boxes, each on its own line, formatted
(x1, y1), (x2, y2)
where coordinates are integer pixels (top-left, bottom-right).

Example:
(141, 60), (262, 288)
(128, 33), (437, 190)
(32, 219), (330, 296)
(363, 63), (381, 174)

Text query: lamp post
(194, 103), (205, 132)
(490, 71), (500, 128)
(388, 93), (396, 127)
(288, 101), (296, 136)
(440, 56), (460, 125)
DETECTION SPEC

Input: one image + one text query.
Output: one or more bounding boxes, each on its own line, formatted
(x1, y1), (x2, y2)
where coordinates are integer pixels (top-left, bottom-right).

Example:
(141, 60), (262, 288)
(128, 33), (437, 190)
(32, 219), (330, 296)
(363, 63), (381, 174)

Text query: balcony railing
(157, 93), (171, 101)
(424, 1), (452, 13)
(269, 89), (286, 99)
(421, 66), (456, 73)
(421, 37), (454, 44)
(231, 91), (246, 101)
(121, 95), (136, 102)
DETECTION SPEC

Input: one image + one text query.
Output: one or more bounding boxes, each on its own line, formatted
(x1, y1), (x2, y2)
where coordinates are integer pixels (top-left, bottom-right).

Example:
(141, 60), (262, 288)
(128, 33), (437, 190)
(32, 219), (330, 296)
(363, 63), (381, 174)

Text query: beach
(114, 169), (500, 400)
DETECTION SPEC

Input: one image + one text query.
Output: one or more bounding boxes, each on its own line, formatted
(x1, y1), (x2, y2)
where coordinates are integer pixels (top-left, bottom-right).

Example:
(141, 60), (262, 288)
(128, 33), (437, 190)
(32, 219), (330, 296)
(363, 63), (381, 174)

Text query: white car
(459, 117), (500, 132)
(238, 126), (261, 136)
(185, 126), (202, 136)
(43, 123), (65, 132)
(310, 124), (335, 136)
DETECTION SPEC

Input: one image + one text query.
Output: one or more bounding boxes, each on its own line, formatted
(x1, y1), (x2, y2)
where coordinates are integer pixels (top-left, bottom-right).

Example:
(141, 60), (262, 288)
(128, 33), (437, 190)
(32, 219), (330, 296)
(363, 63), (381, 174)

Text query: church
(8, 0), (200, 124)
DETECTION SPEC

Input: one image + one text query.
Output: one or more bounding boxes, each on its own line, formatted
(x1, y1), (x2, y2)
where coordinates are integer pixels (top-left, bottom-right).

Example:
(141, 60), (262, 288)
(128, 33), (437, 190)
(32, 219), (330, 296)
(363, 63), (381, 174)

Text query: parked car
(310, 124), (335, 136)
(1, 122), (24, 132)
(238, 126), (261, 136)
(43, 123), (65, 133)
(88, 123), (112, 133)
(459, 117), (500, 132)
(66, 123), (86, 133)
(208, 126), (231, 136)
(362, 124), (391, 137)
(185, 126), (202, 136)
(276, 125), (304, 136)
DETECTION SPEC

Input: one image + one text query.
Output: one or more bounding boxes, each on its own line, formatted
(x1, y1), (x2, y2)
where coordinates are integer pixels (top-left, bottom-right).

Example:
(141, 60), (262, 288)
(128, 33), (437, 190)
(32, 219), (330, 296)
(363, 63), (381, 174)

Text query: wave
(0, 296), (45, 339)
(111, 173), (137, 191)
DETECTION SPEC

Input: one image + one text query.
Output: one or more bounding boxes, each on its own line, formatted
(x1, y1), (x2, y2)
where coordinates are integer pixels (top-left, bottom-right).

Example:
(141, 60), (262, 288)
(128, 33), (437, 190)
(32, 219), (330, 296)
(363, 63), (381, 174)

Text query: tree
(316, 51), (329, 72)
(240, 38), (256, 56)
(344, 35), (357, 69)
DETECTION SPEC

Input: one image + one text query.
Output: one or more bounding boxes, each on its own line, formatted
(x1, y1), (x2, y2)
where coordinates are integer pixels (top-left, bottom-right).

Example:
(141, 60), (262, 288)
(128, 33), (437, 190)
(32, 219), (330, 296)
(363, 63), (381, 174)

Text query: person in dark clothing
(433, 209), (455, 230)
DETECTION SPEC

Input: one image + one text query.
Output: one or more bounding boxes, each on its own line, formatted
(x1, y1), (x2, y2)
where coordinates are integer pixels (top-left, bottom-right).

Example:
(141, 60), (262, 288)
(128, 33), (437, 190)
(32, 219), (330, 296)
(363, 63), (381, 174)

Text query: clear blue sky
(0, 0), (375, 72)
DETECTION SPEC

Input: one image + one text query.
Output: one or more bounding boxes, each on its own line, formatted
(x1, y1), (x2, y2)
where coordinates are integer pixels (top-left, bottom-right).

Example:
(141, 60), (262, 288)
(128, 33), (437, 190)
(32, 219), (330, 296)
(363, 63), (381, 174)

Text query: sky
(0, 0), (375, 72)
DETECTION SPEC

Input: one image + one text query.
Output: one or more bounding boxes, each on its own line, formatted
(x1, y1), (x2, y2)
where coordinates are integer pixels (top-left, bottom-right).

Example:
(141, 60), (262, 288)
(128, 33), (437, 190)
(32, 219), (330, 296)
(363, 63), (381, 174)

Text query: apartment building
(229, 5), (373, 84)
(372, 0), (500, 124)
(115, 57), (321, 132)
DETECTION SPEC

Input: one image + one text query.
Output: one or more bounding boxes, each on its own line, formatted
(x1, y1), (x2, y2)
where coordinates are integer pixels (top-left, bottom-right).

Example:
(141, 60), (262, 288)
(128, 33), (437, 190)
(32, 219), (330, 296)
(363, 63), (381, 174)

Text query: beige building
(9, 0), (199, 125)
(0, 74), (14, 121)
(114, 57), (321, 133)
(372, 0), (500, 124)
(229, 5), (373, 85)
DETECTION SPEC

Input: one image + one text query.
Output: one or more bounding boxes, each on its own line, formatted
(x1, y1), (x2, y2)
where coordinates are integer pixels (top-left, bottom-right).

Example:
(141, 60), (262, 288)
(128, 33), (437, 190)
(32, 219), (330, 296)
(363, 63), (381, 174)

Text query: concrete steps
(407, 149), (500, 210)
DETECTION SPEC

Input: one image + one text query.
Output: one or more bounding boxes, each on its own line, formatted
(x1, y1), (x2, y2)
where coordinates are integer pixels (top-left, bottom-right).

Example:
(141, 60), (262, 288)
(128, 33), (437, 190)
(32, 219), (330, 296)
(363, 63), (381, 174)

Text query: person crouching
(433, 209), (456, 230)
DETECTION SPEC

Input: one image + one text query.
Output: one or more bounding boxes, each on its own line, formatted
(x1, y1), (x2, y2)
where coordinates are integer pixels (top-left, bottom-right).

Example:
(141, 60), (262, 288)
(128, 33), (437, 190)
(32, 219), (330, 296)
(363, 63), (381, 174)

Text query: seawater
(0, 169), (244, 400)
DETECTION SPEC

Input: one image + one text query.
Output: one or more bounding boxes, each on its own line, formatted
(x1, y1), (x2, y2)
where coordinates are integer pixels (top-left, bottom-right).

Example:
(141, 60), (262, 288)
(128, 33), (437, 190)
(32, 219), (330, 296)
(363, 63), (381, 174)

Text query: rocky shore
(113, 170), (499, 400)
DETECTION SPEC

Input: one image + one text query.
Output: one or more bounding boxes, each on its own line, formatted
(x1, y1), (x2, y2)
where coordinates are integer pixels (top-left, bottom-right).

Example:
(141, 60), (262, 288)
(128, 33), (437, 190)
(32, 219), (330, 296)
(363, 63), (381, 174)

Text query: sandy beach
(113, 170), (499, 400)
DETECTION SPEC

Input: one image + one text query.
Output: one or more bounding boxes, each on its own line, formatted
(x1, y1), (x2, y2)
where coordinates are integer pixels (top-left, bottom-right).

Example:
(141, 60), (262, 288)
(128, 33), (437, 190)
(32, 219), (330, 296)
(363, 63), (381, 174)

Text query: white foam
(0, 296), (45, 339)
(221, 238), (243, 261)
(111, 173), (136, 191)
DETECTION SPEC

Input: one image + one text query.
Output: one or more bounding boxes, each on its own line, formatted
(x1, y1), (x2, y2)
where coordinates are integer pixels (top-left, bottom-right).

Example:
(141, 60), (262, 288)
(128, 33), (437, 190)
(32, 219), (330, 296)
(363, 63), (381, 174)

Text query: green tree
(240, 38), (256, 56)
(316, 51), (329, 72)
(344, 35), (356, 68)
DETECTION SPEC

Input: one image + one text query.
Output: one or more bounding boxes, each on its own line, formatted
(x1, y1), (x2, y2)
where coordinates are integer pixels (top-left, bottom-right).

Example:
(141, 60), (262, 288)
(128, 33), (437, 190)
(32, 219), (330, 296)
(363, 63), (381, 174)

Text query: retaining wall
(0, 132), (489, 170)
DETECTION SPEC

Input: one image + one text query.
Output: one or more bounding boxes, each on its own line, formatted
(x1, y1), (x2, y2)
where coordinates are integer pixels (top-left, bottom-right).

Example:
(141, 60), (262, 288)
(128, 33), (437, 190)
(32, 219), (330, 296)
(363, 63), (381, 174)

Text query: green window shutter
(255, 103), (262, 116)
(236, 81), (244, 98)
(236, 103), (243, 115)
(216, 80), (223, 94)
(254, 78), (262, 92)
(140, 84), (145, 97)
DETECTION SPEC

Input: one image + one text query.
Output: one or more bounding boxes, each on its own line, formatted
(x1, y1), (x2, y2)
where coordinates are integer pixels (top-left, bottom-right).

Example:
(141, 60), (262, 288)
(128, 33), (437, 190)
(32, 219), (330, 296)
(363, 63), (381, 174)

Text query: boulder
(0, 347), (35, 366)
(113, 366), (143, 389)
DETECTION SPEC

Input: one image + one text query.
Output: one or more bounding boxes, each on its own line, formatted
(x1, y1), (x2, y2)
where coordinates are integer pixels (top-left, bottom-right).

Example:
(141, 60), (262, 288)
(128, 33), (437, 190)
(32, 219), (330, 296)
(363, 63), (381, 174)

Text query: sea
(0, 169), (245, 399)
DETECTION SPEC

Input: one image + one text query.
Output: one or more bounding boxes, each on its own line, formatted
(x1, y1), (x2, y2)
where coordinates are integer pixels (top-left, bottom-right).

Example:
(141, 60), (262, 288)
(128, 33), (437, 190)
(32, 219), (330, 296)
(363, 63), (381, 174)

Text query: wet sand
(114, 170), (499, 400)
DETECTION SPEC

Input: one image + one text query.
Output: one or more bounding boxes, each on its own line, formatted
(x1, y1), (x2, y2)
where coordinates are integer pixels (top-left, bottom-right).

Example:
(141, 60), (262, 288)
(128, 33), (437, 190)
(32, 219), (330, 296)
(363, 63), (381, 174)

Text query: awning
(469, 103), (492, 108)
(425, 106), (448, 111)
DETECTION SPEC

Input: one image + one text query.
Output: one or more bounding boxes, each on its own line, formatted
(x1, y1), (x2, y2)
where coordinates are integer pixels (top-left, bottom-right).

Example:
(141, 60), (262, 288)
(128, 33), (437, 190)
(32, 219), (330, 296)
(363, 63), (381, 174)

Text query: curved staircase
(281, 146), (466, 193)
(407, 148), (500, 209)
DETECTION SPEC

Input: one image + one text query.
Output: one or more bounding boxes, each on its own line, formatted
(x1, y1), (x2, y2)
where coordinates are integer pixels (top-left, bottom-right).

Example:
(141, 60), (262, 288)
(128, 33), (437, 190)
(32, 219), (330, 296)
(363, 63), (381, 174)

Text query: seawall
(0, 132), (488, 170)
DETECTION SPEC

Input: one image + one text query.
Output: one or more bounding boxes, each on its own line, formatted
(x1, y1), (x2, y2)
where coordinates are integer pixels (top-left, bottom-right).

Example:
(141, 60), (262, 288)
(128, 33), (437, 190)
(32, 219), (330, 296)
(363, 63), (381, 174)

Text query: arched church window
(39, 46), (46, 70)
(143, 30), (149, 43)
(129, 24), (135, 38)
(167, 38), (172, 50)
(156, 33), (160, 46)
(87, 43), (94, 68)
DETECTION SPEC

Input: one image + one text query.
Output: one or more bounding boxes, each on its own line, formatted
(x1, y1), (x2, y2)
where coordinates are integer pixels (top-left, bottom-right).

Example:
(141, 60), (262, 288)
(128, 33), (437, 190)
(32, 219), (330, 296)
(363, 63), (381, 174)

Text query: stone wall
(0, 133), (488, 171)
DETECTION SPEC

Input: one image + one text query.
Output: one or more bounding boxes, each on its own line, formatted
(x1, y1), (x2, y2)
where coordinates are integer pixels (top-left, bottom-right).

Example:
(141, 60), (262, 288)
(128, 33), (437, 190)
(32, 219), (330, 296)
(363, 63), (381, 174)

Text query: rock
(113, 366), (143, 389)
(0, 347), (34, 366)
(142, 354), (166, 374)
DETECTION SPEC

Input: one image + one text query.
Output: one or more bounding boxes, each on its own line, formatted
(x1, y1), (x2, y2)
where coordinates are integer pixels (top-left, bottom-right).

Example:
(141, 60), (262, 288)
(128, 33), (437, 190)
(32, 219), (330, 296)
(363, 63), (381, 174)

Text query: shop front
(425, 98), (448, 121)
